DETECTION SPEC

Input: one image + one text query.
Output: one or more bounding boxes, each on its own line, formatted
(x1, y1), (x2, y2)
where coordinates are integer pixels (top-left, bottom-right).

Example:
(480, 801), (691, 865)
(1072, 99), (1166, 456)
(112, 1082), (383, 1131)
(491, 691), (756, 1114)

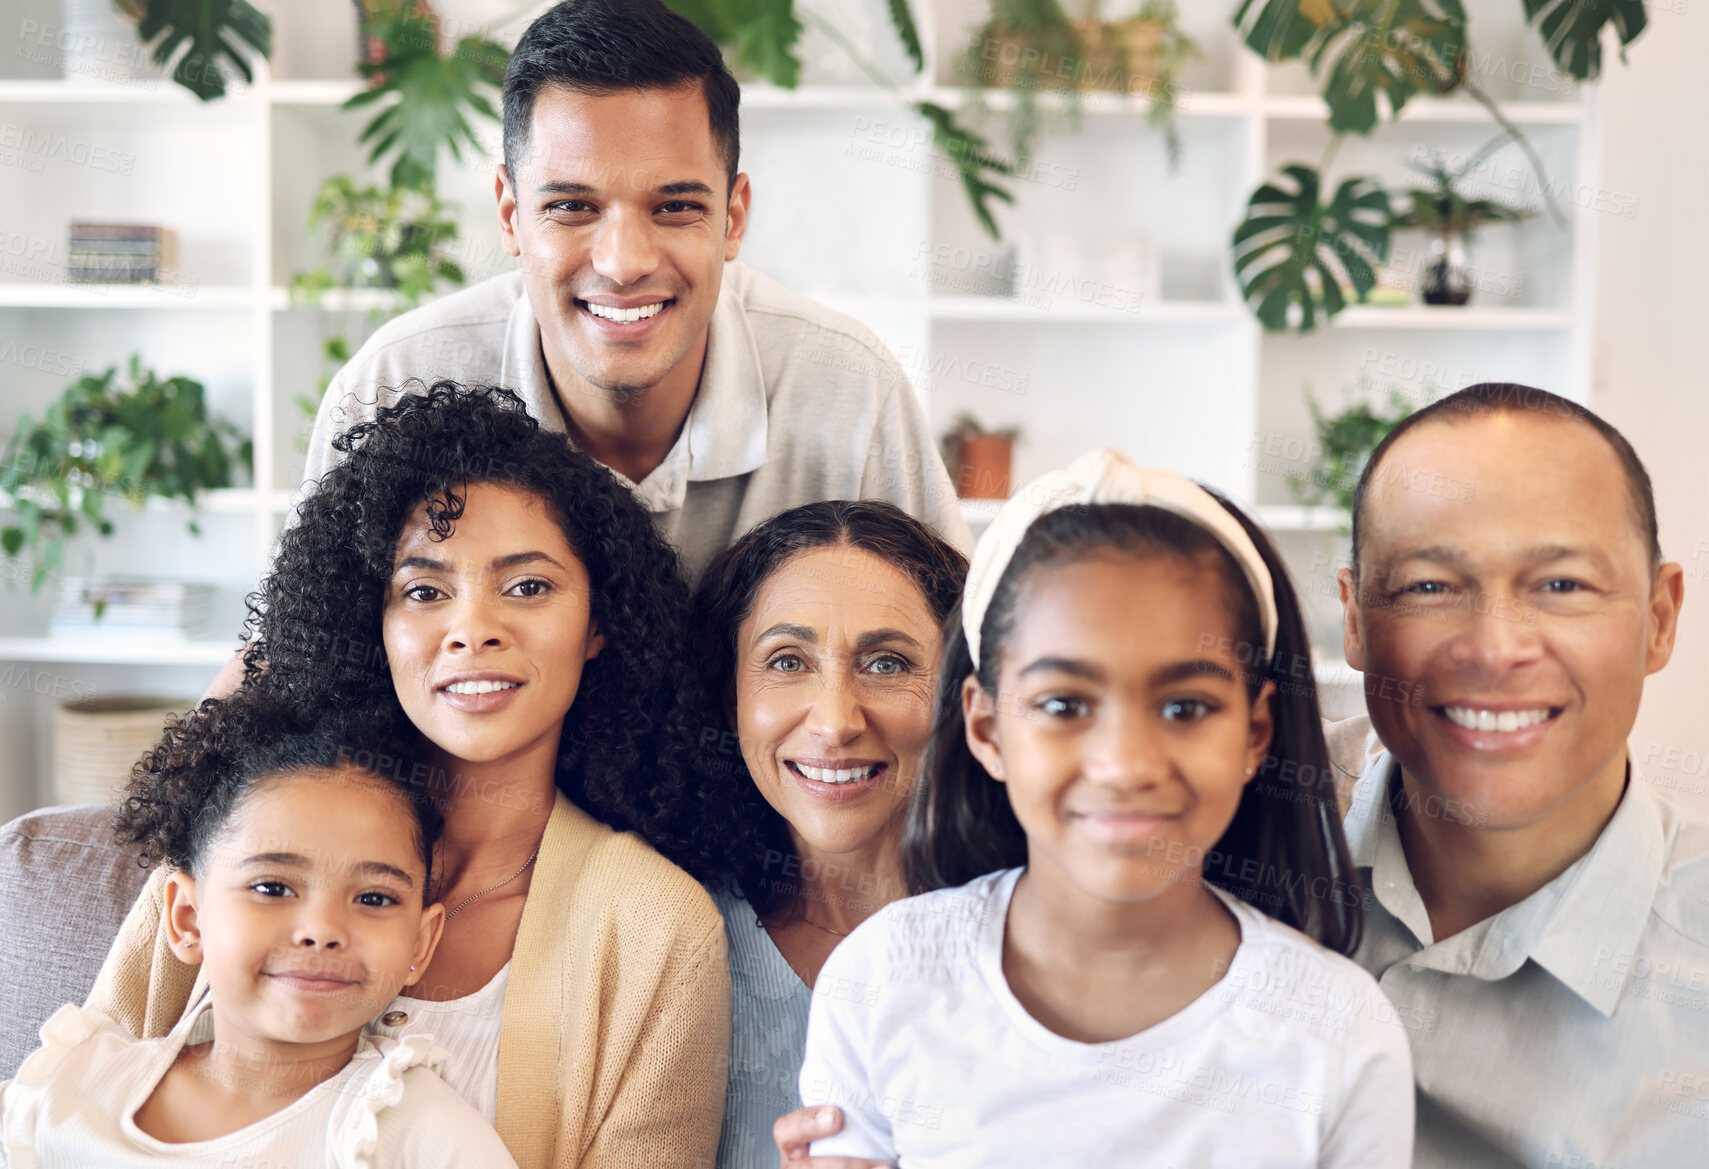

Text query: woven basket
(52, 697), (190, 807)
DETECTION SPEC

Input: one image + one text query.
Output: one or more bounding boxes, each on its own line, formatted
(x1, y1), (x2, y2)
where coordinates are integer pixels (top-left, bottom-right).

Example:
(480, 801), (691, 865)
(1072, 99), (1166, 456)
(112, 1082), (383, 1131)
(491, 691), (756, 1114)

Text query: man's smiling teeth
(584, 301), (665, 323)
(444, 680), (520, 695)
(1443, 706), (1554, 732)
(795, 763), (880, 784)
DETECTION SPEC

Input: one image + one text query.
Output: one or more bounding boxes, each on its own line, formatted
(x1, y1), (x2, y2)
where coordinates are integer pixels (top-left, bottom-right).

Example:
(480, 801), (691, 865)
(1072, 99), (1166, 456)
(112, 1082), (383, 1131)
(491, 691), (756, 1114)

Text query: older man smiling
(1328, 382), (1706, 1169)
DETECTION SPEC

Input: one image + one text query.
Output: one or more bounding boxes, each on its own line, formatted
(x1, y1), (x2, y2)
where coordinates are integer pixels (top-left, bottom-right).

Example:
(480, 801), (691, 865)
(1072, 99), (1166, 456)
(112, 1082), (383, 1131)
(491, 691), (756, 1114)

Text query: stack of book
(49, 577), (217, 644)
(66, 223), (178, 284)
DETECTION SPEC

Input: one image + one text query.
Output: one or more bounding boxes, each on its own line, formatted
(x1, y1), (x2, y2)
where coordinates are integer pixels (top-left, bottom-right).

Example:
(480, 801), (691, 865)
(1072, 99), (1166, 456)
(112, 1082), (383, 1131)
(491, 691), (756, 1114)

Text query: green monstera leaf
(126, 0), (272, 101)
(1234, 0), (1466, 135)
(1232, 164), (1392, 332)
(345, 13), (508, 191)
(1523, 0), (1647, 81)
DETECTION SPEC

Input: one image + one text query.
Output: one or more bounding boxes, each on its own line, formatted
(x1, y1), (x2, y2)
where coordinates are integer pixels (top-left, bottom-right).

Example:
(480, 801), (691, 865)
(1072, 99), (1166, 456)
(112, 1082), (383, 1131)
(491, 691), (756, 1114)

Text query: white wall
(1592, 5), (1709, 811)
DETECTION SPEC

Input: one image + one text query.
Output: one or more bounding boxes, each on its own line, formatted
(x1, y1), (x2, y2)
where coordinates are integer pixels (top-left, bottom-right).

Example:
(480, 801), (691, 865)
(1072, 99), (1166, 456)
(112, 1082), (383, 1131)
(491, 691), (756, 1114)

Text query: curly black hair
(238, 382), (732, 883)
(115, 690), (443, 895)
(690, 500), (968, 916)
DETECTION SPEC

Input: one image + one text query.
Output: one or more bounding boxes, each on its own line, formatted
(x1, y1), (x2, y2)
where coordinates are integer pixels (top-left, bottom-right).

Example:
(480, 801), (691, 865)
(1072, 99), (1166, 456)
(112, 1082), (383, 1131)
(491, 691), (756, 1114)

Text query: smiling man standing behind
(300, 0), (967, 579)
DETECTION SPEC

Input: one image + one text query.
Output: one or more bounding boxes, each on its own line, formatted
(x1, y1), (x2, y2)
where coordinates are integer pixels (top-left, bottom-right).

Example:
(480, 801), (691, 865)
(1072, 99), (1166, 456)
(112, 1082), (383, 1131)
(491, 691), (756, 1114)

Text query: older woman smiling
(692, 501), (967, 1169)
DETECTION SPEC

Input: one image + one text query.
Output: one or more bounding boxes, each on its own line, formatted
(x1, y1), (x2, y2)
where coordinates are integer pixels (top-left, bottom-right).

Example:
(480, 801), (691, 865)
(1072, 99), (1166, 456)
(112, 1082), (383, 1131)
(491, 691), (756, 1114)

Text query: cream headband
(962, 449), (1279, 669)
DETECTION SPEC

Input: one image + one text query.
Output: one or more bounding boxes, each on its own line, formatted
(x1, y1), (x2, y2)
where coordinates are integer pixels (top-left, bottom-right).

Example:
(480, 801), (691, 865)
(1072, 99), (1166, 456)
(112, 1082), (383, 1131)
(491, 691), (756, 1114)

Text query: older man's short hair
(1350, 382), (1662, 578)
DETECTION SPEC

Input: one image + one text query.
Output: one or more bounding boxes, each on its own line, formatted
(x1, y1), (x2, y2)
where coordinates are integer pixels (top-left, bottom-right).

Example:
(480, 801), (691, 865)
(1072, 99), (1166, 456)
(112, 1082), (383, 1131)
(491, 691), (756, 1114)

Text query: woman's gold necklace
(443, 846), (541, 921)
(757, 906), (850, 938)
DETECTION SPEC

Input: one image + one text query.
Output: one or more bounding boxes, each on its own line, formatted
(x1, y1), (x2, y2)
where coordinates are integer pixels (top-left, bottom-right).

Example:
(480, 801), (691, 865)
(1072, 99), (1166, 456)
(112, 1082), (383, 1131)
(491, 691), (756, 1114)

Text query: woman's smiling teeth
(584, 300), (665, 323)
(444, 680), (521, 695)
(792, 762), (882, 785)
(1442, 706), (1556, 732)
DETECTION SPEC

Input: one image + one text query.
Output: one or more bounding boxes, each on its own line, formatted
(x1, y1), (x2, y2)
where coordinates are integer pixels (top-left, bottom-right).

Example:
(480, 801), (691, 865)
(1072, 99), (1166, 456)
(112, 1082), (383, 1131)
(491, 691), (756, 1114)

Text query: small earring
(409, 964), (416, 972)
(1244, 766), (1254, 776)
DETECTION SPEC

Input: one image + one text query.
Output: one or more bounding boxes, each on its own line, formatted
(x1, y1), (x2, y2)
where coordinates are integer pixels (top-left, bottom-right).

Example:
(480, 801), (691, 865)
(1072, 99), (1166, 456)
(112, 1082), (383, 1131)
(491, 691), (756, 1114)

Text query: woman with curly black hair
(88, 383), (736, 1169)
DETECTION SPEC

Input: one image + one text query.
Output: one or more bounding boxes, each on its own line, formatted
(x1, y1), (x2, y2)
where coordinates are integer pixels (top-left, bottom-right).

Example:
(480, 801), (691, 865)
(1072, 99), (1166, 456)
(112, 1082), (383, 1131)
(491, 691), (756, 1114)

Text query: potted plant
(0, 356), (250, 589)
(941, 414), (1021, 501)
(1389, 152), (1535, 306)
(961, 0), (1198, 161)
(1291, 384), (1417, 514)
(289, 175), (469, 446)
(293, 175), (465, 298)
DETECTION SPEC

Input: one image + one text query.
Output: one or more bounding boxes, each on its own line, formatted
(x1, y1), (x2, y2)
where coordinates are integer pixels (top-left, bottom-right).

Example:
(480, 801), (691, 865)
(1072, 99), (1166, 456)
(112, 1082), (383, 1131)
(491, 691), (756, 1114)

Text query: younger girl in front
(799, 450), (1413, 1168)
(0, 696), (517, 1168)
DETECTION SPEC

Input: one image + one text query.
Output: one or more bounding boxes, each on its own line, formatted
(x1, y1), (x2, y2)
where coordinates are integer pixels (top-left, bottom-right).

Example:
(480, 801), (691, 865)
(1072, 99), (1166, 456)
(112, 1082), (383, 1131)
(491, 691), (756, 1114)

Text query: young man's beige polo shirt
(299, 262), (970, 578)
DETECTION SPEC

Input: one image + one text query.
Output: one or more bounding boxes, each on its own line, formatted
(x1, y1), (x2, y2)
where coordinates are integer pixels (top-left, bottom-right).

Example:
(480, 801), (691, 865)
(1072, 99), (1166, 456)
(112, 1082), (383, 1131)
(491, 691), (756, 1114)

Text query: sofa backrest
(0, 805), (151, 1080)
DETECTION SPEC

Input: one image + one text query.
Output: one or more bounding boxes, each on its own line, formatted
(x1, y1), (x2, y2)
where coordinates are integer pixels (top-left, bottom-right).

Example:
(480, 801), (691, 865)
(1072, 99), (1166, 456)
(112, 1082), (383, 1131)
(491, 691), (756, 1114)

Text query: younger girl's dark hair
(115, 692), (444, 899)
(902, 496), (1363, 955)
(692, 500), (968, 914)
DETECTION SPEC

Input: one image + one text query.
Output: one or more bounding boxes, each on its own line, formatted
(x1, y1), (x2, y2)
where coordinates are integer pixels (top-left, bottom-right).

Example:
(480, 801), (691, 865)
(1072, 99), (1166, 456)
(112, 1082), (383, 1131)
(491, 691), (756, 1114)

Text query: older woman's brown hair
(691, 500), (967, 915)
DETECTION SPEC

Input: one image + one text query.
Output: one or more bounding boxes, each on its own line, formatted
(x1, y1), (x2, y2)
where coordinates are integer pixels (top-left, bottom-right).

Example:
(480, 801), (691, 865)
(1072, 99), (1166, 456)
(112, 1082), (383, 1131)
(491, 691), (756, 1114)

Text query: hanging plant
(1235, 0), (1466, 135)
(343, 2), (509, 191)
(666, 0), (1017, 238)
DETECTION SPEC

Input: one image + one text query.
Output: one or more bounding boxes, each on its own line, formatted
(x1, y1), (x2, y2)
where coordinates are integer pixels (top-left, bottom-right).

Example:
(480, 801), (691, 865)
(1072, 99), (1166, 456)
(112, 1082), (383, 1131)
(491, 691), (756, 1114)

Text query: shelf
(928, 296), (1243, 324)
(0, 488), (290, 515)
(742, 84), (911, 110)
(1263, 94), (1582, 125)
(1255, 505), (1348, 533)
(0, 79), (249, 105)
(0, 637), (235, 666)
(1317, 305), (1573, 331)
(269, 286), (407, 313)
(266, 79), (363, 105)
(924, 86), (1253, 120)
(0, 284), (257, 310)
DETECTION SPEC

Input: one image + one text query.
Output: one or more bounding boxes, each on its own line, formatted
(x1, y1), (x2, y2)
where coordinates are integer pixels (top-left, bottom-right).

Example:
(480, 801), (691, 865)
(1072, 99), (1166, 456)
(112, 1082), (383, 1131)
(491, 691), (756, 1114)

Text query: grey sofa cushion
(0, 805), (151, 1080)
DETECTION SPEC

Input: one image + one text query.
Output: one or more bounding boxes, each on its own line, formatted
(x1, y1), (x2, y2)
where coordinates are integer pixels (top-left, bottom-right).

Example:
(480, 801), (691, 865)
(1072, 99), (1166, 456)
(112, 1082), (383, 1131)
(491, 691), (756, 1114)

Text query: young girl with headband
(798, 449), (1414, 1167)
(0, 697), (516, 1168)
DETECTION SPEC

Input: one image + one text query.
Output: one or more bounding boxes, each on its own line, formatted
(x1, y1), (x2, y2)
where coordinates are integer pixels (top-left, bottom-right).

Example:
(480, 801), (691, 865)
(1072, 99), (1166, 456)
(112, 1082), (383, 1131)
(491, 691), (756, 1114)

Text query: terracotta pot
(954, 435), (1014, 500)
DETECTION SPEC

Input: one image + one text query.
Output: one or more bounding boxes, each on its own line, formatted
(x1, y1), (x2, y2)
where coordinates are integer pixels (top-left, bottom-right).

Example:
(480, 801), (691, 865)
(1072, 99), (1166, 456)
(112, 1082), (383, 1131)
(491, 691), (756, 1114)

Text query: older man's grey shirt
(1327, 716), (1709, 1169)
(298, 263), (971, 578)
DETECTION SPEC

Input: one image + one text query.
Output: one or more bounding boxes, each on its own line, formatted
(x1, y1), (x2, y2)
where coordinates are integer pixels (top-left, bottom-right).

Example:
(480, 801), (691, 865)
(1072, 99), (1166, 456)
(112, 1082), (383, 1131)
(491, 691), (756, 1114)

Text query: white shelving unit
(0, 0), (1599, 812)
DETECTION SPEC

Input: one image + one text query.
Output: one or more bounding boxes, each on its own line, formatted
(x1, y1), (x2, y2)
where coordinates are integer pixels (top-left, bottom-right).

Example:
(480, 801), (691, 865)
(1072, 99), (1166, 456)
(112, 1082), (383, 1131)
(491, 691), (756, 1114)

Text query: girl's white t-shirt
(801, 867), (1415, 1169)
(0, 996), (518, 1169)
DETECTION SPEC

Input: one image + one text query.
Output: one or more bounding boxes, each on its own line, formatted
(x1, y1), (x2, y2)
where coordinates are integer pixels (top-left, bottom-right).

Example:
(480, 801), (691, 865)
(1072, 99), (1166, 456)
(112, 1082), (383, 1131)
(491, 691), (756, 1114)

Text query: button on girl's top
(368, 962), (512, 1125)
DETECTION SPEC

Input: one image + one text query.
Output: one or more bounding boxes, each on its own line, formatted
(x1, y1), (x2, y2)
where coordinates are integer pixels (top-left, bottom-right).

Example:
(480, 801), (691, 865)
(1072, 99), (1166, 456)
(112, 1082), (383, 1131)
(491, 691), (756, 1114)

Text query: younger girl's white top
(801, 867), (1415, 1169)
(0, 996), (518, 1169)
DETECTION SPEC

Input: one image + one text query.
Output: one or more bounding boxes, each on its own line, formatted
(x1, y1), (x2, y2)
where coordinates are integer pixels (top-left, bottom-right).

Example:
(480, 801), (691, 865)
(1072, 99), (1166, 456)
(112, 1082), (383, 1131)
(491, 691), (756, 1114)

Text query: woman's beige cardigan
(85, 791), (731, 1169)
